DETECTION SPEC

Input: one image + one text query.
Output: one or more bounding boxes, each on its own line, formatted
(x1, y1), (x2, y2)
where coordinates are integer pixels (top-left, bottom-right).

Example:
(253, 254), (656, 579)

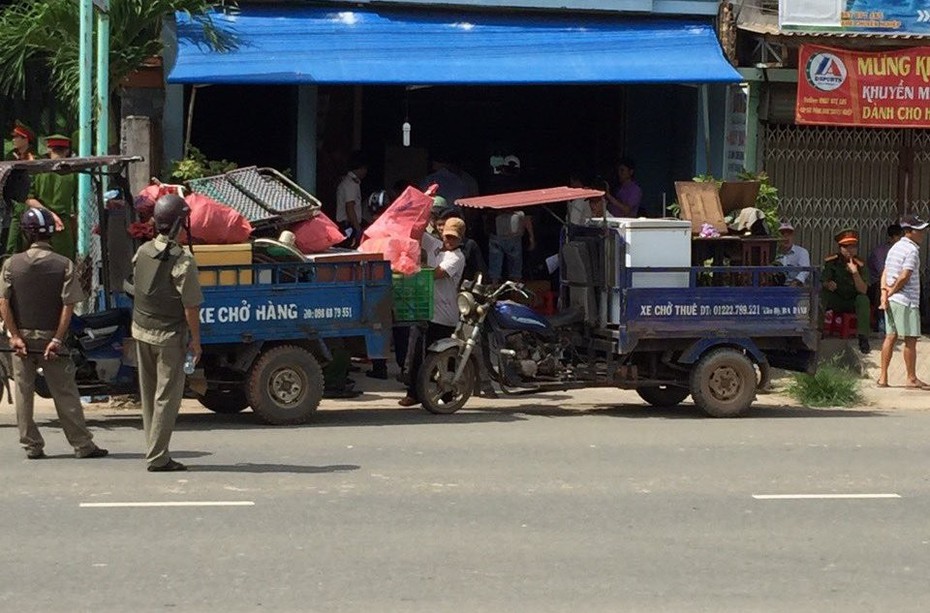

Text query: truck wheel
(636, 385), (690, 407)
(247, 345), (323, 425)
(690, 348), (756, 418)
(416, 349), (475, 415)
(198, 389), (249, 414)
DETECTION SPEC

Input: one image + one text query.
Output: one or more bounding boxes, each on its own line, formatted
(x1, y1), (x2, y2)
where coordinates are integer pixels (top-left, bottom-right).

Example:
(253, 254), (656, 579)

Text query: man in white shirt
(399, 217), (466, 407)
(877, 214), (928, 389)
(775, 221), (811, 286)
(335, 152), (368, 247)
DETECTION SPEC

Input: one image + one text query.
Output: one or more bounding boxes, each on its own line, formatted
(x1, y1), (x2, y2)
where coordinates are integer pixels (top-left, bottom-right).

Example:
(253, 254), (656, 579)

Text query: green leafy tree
(0, 0), (236, 110)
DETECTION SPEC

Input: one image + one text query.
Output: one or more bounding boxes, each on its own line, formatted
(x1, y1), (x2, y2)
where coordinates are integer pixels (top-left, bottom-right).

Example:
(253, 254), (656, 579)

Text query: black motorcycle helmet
(21, 207), (57, 241)
(152, 193), (190, 238)
(368, 190), (390, 217)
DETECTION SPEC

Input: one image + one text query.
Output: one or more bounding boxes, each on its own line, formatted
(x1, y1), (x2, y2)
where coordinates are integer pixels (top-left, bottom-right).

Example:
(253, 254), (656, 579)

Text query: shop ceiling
(168, 6), (741, 85)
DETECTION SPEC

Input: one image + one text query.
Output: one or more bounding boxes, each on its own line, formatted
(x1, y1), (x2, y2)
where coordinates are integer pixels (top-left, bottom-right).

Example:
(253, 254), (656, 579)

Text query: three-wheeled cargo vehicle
(0, 157), (392, 425)
(415, 187), (819, 417)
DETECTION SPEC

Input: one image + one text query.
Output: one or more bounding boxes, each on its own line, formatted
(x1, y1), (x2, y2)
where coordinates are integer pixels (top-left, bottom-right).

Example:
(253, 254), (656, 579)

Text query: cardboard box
(719, 181), (761, 214)
(674, 180), (761, 234)
(192, 243), (253, 286)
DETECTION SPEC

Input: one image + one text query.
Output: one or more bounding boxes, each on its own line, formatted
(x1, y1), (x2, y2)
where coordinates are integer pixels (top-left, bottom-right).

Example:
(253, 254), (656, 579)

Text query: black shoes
(27, 447), (107, 459)
(858, 335), (871, 354)
(147, 459), (188, 472)
(365, 369), (388, 380)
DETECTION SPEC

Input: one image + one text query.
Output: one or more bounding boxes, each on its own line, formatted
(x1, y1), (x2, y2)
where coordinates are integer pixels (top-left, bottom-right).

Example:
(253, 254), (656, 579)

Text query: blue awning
(168, 7), (741, 85)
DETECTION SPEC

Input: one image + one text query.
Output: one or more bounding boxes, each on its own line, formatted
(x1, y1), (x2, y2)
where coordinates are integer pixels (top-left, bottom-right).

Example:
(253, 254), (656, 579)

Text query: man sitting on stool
(823, 229), (871, 353)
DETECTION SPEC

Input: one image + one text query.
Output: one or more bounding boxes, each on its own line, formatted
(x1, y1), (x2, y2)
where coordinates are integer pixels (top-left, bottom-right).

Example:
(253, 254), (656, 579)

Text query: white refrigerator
(585, 217), (692, 323)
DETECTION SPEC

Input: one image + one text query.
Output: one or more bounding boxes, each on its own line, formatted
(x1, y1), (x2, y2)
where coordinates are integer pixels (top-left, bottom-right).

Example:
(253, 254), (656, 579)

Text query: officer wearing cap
(6, 121), (36, 161)
(823, 228), (871, 353)
(0, 208), (107, 460)
(129, 194), (203, 472)
(7, 134), (76, 259)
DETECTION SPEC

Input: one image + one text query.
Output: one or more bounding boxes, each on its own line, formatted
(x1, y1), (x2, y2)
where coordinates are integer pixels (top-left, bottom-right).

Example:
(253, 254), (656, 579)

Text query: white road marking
(80, 501), (255, 508)
(752, 494), (901, 500)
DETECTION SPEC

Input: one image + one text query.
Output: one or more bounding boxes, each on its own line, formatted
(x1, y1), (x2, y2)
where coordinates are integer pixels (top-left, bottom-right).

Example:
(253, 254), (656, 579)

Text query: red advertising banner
(796, 44), (930, 128)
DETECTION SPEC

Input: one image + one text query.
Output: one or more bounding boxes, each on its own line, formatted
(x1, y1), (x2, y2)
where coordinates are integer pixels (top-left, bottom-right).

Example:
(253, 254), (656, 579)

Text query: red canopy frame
(456, 187), (605, 210)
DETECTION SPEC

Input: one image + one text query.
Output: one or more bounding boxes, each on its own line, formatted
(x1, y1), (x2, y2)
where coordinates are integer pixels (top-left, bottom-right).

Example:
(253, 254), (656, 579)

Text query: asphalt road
(1, 387), (929, 612)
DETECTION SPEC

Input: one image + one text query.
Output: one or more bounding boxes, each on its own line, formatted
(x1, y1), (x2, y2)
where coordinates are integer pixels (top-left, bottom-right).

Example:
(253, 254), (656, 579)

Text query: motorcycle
(28, 307), (139, 399)
(415, 276), (590, 414)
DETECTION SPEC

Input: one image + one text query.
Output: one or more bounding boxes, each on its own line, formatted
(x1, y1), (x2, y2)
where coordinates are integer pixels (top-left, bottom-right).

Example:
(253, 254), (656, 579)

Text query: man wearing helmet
(129, 194), (203, 472)
(0, 208), (108, 460)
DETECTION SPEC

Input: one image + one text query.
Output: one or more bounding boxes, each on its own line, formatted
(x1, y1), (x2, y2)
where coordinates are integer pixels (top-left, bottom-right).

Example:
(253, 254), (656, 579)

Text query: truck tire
(689, 348), (756, 418)
(198, 389), (249, 414)
(246, 345), (323, 425)
(636, 385), (690, 407)
(416, 348), (476, 415)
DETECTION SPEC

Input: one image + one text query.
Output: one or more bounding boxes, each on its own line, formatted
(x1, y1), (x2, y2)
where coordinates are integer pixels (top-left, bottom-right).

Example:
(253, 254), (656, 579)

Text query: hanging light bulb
(403, 87), (412, 147)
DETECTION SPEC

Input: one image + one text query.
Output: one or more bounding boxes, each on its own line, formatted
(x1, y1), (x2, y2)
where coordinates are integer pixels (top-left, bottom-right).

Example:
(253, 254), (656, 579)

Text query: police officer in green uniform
(0, 208), (107, 459)
(6, 134), (77, 259)
(130, 194), (203, 472)
(823, 229), (871, 353)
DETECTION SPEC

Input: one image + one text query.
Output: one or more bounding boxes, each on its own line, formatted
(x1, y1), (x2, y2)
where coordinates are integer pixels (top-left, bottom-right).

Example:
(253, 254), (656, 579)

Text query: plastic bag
(360, 186), (433, 243)
(134, 183), (183, 221)
(359, 236), (421, 274)
(185, 193), (253, 244)
(291, 213), (346, 253)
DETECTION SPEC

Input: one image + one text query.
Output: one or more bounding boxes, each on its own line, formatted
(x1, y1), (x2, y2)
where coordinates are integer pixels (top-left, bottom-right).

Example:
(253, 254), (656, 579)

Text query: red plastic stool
(833, 313), (858, 338)
(537, 291), (557, 316)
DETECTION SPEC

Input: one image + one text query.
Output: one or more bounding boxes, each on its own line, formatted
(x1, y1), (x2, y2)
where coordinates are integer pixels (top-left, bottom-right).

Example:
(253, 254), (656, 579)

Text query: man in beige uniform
(130, 194), (203, 472)
(0, 208), (107, 459)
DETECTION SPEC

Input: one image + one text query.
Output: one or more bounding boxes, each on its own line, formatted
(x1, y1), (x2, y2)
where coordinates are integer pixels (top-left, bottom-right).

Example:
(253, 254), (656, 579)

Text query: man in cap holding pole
(823, 228), (872, 353)
(877, 214), (929, 389)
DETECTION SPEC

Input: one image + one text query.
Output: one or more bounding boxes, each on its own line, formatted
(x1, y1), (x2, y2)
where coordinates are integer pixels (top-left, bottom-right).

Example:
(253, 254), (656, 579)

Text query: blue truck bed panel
(197, 261), (393, 357)
(624, 286), (813, 336)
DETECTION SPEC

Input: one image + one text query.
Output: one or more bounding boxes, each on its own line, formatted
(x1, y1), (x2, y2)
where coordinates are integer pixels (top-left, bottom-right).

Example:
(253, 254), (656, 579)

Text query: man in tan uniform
(130, 194), (203, 472)
(0, 208), (107, 459)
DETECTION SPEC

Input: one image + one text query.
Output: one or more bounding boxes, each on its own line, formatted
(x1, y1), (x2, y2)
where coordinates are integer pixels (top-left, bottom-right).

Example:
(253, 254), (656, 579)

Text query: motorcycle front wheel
(416, 348), (476, 415)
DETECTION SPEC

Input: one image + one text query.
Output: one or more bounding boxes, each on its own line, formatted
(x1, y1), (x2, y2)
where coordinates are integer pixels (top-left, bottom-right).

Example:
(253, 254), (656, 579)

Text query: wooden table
(691, 236), (780, 266)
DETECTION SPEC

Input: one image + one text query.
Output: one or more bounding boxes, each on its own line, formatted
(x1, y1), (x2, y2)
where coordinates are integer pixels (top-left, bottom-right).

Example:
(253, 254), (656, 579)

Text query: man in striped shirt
(877, 214), (929, 389)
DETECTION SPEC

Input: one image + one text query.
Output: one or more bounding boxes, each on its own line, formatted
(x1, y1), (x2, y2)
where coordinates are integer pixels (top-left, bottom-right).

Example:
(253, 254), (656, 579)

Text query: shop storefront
(734, 0), (930, 263)
(164, 2), (739, 217)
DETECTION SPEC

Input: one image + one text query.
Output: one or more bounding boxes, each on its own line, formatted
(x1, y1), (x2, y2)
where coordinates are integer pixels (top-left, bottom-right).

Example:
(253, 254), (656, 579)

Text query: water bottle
(183, 351), (196, 375)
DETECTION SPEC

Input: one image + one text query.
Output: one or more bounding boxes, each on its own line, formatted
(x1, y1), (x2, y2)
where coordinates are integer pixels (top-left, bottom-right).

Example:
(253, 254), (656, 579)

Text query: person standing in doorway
(877, 214), (929, 389)
(130, 194), (203, 472)
(566, 171), (594, 226)
(605, 158), (642, 217)
(0, 208), (107, 460)
(335, 152), (368, 248)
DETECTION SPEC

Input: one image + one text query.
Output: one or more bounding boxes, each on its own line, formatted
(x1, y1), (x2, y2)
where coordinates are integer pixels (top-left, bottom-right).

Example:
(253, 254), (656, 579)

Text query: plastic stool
(833, 313), (858, 338)
(537, 291), (557, 316)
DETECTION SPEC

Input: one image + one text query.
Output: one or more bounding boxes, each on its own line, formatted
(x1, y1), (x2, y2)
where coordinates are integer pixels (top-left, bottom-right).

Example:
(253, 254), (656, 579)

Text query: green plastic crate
(393, 268), (434, 321)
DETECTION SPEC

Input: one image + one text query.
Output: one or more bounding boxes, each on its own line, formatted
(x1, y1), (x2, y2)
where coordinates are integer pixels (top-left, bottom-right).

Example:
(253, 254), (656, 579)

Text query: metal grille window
(762, 123), (903, 265)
